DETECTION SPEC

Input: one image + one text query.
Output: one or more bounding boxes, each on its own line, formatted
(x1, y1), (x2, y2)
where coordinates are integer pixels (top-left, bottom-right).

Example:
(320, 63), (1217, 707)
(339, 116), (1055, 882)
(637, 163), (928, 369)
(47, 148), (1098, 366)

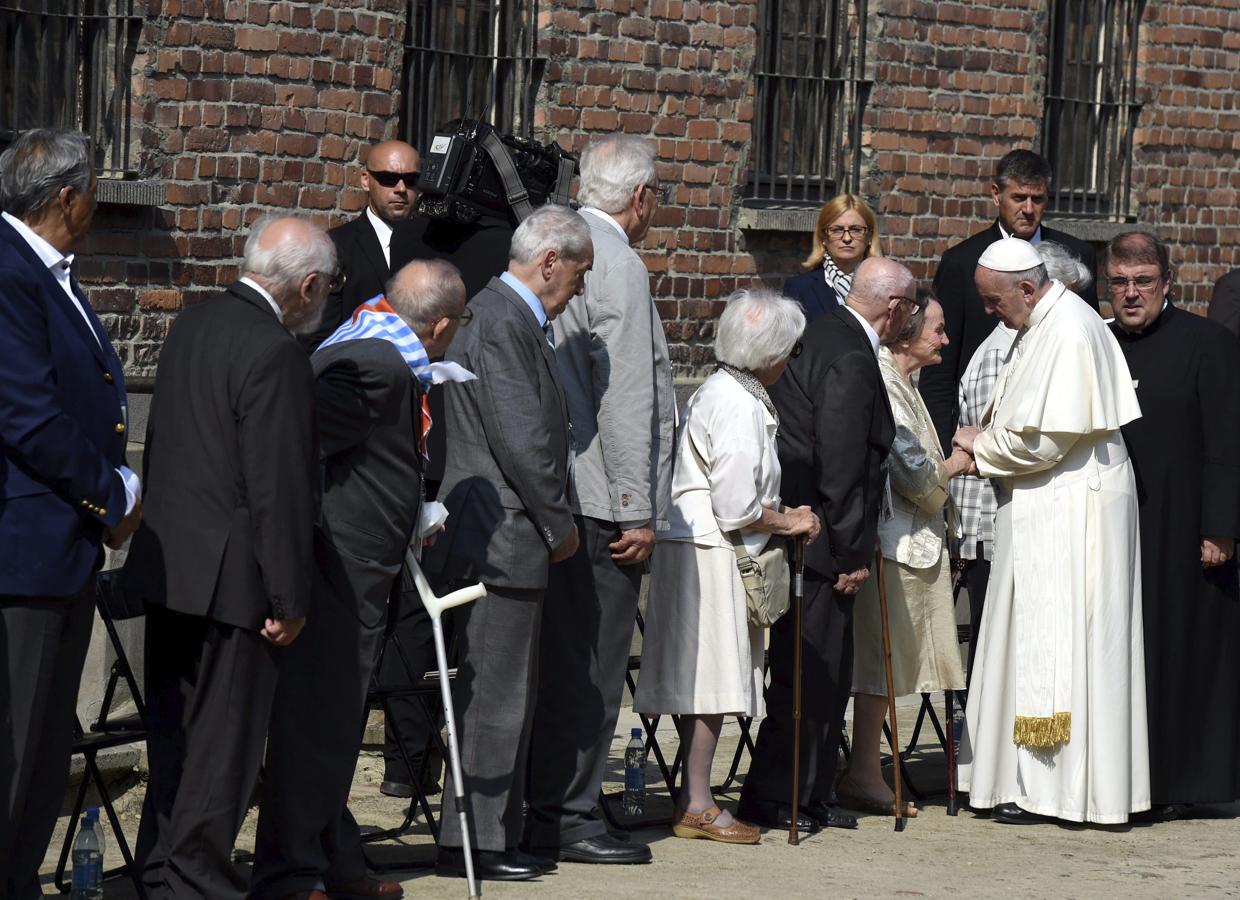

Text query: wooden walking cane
(875, 547), (908, 832)
(788, 537), (805, 846)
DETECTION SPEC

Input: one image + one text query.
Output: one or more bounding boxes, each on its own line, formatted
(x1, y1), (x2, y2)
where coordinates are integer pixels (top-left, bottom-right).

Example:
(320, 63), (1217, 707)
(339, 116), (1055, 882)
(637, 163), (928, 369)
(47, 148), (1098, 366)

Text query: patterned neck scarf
(316, 295), (432, 385)
(822, 254), (855, 300)
(718, 363), (778, 431)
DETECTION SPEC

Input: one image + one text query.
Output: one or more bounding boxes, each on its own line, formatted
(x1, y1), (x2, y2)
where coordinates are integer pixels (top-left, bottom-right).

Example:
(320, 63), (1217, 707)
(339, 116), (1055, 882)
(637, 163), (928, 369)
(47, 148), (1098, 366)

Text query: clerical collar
(843, 304), (880, 355)
(997, 222), (1043, 246)
(1114, 299), (1172, 338)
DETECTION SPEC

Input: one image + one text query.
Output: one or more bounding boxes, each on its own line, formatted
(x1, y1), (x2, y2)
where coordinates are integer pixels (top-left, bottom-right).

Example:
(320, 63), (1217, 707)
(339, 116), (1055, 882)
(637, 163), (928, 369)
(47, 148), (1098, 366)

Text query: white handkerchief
(428, 362), (477, 384)
(419, 500), (449, 539)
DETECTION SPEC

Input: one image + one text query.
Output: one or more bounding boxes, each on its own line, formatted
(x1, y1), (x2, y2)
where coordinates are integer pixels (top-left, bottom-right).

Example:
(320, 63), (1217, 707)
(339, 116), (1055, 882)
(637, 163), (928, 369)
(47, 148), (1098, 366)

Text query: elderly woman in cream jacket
(834, 292), (970, 817)
(635, 287), (818, 845)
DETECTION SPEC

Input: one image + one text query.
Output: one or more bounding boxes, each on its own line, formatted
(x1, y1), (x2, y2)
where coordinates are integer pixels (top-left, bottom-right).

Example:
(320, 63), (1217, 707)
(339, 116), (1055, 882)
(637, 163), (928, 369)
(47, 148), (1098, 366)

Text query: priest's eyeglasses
(826, 225), (871, 240)
(1107, 275), (1162, 294)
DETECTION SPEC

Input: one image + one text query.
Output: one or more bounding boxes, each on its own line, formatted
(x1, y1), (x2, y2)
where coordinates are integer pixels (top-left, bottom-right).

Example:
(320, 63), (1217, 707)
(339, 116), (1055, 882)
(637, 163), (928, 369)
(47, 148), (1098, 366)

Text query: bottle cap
(85, 807), (99, 824)
(630, 727), (642, 738)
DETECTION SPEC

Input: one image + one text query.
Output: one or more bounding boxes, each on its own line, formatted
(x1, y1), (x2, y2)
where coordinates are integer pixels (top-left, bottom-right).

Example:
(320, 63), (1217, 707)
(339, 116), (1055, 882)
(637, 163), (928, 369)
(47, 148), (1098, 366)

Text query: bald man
(303, 139), (425, 351)
(125, 216), (336, 899)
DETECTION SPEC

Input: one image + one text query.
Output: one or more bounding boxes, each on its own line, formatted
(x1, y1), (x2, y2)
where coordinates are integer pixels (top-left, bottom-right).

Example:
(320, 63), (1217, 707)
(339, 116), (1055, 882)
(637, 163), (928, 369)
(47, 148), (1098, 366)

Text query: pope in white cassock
(953, 237), (1151, 825)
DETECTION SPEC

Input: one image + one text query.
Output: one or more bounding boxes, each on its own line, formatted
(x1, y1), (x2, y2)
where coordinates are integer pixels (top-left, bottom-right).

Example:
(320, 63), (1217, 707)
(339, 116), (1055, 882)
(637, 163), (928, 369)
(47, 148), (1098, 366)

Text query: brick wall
(75, 0), (1240, 376)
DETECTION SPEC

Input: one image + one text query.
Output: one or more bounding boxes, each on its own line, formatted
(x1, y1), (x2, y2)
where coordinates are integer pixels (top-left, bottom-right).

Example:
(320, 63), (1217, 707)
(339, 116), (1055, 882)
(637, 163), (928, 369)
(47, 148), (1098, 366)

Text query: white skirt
(633, 539), (765, 718)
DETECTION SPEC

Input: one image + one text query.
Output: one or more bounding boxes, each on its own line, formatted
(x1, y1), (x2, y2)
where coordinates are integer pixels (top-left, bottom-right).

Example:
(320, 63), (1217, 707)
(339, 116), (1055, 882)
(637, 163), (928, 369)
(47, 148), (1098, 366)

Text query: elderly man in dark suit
(124, 216), (334, 900)
(425, 203), (592, 883)
(301, 140), (423, 351)
(738, 257), (915, 833)
(0, 128), (142, 899)
(250, 259), (467, 900)
(918, 149), (1097, 453)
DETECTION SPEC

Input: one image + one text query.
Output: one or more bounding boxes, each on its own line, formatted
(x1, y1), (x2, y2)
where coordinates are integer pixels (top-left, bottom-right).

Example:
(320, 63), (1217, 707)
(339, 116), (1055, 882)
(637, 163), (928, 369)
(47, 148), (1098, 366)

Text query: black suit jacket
(1208, 270), (1240, 340)
(782, 270), (840, 325)
(311, 338), (424, 626)
(424, 276), (573, 590)
(920, 220), (1098, 453)
(769, 306), (895, 580)
(301, 213), (426, 352)
(124, 282), (318, 630)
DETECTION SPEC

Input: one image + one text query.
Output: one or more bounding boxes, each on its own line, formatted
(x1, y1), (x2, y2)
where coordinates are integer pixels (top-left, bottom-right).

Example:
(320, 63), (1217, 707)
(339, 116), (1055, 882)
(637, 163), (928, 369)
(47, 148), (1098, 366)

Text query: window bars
(0, 0), (141, 175)
(747, 0), (871, 206)
(400, 0), (543, 154)
(1042, 0), (1145, 219)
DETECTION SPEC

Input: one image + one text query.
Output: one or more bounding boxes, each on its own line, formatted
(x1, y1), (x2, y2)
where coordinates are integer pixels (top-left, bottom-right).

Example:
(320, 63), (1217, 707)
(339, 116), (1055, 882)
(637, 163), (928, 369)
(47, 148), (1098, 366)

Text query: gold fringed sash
(1013, 711), (1071, 748)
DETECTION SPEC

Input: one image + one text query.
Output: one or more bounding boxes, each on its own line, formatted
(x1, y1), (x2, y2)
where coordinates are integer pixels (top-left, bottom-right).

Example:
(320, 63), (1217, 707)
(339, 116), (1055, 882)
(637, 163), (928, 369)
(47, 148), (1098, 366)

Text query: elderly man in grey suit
(524, 135), (676, 865)
(425, 203), (593, 883)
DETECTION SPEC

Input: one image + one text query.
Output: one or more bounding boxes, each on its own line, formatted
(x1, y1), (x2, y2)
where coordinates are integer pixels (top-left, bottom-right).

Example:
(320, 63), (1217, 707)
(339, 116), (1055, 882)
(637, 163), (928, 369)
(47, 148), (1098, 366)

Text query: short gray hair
(896, 288), (936, 342)
(996, 263), (1050, 291)
(509, 203), (592, 265)
(1037, 240), (1092, 292)
(715, 286), (806, 371)
(0, 128), (93, 219)
(386, 259), (466, 335)
(576, 135), (657, 213)
(242, 215), (336, 296)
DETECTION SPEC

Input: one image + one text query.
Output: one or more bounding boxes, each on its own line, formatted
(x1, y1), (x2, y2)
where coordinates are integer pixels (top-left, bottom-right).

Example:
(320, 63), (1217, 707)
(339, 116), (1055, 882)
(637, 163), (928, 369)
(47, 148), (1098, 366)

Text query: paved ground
(41, 699), (1240, 899)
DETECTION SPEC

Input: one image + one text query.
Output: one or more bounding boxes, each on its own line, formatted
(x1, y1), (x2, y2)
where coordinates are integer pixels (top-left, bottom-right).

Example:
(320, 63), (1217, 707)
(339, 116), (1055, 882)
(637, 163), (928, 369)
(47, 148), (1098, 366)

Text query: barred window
(0, 1), (141, 175)
(1042, 0), (1144, 218)
(399, 0), (543, 153)
(747, 0), (869, 205)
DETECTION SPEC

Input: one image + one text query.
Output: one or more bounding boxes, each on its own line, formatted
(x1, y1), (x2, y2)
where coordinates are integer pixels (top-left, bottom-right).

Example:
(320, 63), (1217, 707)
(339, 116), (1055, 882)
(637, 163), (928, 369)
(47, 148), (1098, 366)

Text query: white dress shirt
(844, 304), (881, 355)
(366, 207), (394, 268)
(239, 276), (284, 322)
(579, 206), (629, 244)
(998, 222), (1043, 246)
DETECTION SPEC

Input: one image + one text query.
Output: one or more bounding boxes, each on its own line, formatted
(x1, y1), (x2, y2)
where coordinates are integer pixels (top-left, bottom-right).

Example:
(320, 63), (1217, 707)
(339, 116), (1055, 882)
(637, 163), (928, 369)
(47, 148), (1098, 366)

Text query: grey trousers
(439, 584), (542, 852)
(524, 516), (641, 847)
(0, 585), (94, 900)
(249, 565), (387, 899)
(137, 607), (279, 900)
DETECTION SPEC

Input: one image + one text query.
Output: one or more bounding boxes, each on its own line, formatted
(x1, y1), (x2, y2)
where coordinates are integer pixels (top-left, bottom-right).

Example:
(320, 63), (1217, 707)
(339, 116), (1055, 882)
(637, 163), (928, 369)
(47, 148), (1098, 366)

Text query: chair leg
(946, 690), (959, 816)
(717, 716), (753, 791)
(881, 720), (922, 800)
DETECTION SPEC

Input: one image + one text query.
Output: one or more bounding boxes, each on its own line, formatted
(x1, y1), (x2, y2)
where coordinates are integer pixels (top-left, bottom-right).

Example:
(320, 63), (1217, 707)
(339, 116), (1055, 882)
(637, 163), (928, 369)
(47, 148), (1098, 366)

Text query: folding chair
(53, 570), (149, 898)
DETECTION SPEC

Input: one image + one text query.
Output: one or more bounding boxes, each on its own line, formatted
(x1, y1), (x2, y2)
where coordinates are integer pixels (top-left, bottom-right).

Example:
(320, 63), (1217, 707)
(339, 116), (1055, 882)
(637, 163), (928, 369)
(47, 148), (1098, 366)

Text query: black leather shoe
(510, 848), (558, 873)
(541, 834), (652, 864)
(992, 802), (1058, 825)
(1129, 803), (1192, 824)
(803, 800), (859, 830)
(435, 847), (542, 881)
(735, 798), (820, 834)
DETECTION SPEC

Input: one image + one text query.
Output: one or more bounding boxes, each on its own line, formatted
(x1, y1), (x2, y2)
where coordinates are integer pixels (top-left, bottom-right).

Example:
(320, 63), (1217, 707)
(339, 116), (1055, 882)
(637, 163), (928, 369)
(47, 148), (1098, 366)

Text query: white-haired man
(425, 203), (591, 882)
(125, 216), (335, 899)
(523, 134), (675, 865)
(954, 237), (1148, 825)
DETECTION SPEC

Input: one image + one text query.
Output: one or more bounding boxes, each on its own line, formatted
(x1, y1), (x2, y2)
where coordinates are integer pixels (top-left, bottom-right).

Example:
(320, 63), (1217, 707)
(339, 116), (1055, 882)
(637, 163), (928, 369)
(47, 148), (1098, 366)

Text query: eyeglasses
(891, 293), (927, 313)
(318, 270), (346, 293)
(790, 341), (803, 359)
(644, 183), (673, 204)
(368, 170), (421, 189)
(826, 225), (871, 240)
(446, 307), (474, 325)
(1106, 274), (1163, 295)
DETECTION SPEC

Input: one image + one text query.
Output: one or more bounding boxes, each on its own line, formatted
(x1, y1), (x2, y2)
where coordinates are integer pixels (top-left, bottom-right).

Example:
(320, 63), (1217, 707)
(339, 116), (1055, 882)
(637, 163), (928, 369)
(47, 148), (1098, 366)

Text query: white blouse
(662, 371), (782, 555)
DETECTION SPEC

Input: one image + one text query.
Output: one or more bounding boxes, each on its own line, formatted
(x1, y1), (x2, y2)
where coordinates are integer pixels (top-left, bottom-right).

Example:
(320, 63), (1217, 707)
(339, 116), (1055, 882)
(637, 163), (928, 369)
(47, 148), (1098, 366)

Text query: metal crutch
(405, 552), (486, 899)
(788, 537), (805, 846)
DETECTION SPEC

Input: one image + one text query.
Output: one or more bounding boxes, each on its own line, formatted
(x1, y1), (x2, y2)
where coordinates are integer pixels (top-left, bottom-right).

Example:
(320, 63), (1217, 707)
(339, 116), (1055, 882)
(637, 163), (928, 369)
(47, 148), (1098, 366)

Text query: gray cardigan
(552, 210), (676, 529)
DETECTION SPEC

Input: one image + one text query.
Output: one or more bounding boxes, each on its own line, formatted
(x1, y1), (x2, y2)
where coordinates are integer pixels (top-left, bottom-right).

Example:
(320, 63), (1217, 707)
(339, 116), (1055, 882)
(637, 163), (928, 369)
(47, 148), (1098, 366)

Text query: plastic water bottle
(71, 807), (104, 899)
(623, 727), (647, 816)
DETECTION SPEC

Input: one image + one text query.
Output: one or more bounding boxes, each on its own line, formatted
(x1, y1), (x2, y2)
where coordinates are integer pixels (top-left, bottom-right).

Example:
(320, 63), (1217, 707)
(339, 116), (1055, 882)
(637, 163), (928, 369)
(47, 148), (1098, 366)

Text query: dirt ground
(41, 699), (1240, 900)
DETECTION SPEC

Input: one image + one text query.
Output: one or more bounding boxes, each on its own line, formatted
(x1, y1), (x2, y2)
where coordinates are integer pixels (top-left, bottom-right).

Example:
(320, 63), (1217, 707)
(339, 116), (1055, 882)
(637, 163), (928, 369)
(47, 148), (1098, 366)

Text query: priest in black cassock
(1107, 231), (1240, 818)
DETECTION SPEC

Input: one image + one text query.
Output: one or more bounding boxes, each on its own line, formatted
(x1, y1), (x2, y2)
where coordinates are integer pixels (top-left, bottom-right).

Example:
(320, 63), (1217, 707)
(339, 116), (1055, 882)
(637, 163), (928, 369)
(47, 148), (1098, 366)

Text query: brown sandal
(671, 805), (761, 844)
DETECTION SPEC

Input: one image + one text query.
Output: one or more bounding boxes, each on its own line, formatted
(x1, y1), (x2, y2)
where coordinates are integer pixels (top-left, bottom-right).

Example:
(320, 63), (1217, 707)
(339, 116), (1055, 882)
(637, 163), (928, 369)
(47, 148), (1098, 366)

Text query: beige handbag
(686, 431), (790, 627)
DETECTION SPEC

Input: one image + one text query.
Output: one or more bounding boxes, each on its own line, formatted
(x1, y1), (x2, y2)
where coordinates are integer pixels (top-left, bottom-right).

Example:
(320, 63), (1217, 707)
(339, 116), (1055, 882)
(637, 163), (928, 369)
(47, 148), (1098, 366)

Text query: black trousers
(524, 516), (641, 847)
(250, 568), (387, 899)
(740, 575), (854, 809)
(137, 607), (279, 900)
(0, 585), (94, 900)
(962, 544), (991, 687)
(379, 598), (445, 786)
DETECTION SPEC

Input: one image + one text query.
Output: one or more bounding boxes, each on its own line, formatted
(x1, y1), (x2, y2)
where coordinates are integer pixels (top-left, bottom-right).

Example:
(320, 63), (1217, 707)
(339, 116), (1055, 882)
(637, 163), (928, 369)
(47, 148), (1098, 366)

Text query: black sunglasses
(368, 170), (420, 189)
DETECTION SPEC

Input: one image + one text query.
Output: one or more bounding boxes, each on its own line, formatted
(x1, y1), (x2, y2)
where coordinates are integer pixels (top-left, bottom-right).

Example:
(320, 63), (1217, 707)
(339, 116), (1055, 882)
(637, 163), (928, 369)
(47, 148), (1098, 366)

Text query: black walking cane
(788, 537), (805, 845)
(875, 547), (908, 832)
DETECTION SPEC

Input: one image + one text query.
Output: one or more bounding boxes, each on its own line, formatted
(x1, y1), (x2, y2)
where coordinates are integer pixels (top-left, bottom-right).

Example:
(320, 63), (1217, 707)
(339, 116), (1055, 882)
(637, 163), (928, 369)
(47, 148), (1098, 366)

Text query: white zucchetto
(977, 237), (1044, 273)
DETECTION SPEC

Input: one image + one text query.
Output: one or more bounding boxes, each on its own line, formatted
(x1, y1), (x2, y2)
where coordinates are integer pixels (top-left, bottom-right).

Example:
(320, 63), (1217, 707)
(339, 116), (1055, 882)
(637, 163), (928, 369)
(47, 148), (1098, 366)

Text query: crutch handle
(405, 553), (487, 618)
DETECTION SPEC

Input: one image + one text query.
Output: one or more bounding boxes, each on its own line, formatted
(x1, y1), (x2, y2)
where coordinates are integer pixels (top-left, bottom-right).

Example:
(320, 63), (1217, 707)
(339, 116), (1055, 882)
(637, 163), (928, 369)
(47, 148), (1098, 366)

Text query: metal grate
(746, 0), (870, 206)
(1042, 0), (1145, 219)
(0, 1), (142, 176)
(399, 0), (543, 154)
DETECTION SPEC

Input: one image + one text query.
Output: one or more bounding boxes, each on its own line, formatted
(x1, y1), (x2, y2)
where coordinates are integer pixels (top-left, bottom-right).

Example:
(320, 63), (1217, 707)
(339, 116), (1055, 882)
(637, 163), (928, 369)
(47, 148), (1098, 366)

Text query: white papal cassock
(959, 280), (1151, 823)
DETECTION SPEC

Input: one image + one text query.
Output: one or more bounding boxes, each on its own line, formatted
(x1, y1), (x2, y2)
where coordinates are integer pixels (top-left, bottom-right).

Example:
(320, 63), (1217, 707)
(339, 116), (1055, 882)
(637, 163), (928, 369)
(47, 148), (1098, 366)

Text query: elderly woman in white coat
(635, 287), (819, 844)
(835, 293), (970, 817)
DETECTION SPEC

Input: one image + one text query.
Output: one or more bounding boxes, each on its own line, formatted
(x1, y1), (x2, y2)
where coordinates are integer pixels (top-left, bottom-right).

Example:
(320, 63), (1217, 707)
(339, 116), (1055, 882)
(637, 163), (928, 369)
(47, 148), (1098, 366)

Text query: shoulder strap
(480, 130), (535, 222)
(684, 428), (751, 564)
